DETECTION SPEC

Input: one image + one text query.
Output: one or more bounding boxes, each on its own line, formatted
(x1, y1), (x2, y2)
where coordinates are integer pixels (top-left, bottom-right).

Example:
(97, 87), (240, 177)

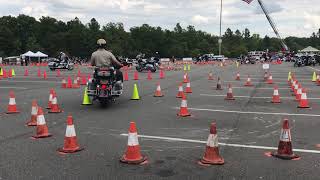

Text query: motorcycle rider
(90, 38), (123, 91)
(59, 52), (69, 64)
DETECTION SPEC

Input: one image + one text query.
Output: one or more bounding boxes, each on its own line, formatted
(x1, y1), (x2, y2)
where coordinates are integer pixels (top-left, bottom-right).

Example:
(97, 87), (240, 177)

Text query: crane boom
(257, 0), (289, 51)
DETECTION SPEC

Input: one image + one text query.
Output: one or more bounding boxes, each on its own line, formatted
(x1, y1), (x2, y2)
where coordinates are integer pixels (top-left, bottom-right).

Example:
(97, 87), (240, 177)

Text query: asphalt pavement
(0, 62), (320, 180)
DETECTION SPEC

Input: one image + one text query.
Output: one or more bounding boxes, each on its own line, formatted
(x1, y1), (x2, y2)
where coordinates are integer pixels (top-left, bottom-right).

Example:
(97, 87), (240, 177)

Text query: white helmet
(97, 39), (106, 46)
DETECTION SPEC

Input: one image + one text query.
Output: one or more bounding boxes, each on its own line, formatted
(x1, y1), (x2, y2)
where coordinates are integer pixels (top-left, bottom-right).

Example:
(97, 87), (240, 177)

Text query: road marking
(120, 134), (320, 154)
(0, 80), (59, 83)
(0, 87), (27, 89)
(200, 94), (320, 100)
(308, 66), (320, 71)
(229, 87), (289, 90)
(173, 107), (320, 117)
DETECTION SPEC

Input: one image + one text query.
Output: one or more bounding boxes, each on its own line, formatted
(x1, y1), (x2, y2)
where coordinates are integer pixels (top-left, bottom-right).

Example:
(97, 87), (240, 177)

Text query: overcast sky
(0, 0), (319, 37)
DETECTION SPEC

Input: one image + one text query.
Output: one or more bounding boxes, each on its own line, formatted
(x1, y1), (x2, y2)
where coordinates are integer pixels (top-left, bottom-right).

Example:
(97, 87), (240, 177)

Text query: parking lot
(0, 62), (320, 179)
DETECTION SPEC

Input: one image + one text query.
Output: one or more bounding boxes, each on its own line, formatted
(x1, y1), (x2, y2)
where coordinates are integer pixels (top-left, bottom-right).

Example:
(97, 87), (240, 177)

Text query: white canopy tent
(22, 51), (36, 57)
(34, 51), (48, 58)
(299, 46), (320, 53)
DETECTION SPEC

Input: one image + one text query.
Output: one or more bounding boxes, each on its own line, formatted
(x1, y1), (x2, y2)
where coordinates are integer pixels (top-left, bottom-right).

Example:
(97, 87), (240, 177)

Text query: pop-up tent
(22, 51), (36, 57)
(299, 46), (320, 53)
(34, 51), (48, 58)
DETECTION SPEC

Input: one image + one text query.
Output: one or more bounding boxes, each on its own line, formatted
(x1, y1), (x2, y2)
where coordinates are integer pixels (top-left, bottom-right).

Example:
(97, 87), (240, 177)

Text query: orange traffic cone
(49, 92), (63, 113)
(208, 72), (214, 80)
(77, 69), (81, 77)
(176, 83), (184, 98)
(73, 78), (80, 88)
(56, 69), (61, 77)
(198, 123), (224, 166)
(61, 78), (67, 88)
(298, 88), (310, 108)
(124, 70), (129, 81)
(32, 107), (52, 139)
(120, 122), (148, 165)
(235, 73), (240, 81)
(291, 80), (297, 92)
(47, 89), (54, 109)
(267, 75), (273, 84)
(317, 74), (320, 86)
(154, 83), (164, 97)
(2, 69), (7, 78)
(268, 119), (299, 160)
(293, 83), (299, 96)
(26, 100), (38, 126)
(37, 68), (41, 77)
(58, 115), (84, 153)
(133, 71), (139, 80)
(185, 82), (192, 93)
(7, 91), (19, 114)
(216, 77), (223, 90)
(225, 84), (235, 100)
(295, 84), (302, 101)
(43, 70), (47, 79)
(147, 70), (152, 80)
(244, 75), (253, 87)
(24, 68), (29, 76)
(67, 76), (73, 88)
(272, 86), (281, 103)
(183, 73), (189, 83)
(159, 70), (165, 79)
(177, 94), (191, 117)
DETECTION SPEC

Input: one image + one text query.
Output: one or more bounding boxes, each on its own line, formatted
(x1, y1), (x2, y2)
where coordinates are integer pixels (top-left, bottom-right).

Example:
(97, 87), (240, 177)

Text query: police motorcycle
(136, 54), (157, 72)
(87, 62), (126, 106)
(48, 53), (74, 71)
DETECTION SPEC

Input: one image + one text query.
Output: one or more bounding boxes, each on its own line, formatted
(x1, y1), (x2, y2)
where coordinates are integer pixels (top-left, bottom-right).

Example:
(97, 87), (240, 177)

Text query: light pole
(218, 0), (223, 56)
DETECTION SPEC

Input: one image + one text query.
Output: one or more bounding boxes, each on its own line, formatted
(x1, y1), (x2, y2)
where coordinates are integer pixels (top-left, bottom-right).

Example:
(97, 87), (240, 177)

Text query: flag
(242, 0), (254, 4)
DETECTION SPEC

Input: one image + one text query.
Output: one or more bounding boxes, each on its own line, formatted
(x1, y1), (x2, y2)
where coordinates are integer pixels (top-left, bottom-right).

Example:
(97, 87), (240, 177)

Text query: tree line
(0, 15), (319, 58)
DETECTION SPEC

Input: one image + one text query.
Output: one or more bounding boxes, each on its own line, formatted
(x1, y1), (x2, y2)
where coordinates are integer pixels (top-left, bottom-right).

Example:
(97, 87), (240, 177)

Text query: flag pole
(218, 0), (223, 56)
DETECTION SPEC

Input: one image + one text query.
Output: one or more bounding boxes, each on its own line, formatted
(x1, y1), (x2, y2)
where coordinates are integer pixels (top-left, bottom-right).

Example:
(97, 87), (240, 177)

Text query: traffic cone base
(198, 147), (225, 165)
(270, 143), (300, 160)
(120, 150), (148, 165)
(32, 133), (52, 139)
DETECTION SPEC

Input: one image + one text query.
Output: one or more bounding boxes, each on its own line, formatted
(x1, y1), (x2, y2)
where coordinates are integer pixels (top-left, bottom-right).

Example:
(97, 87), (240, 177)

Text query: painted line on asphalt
(173, 107), (320, 117)
(231, 87), (289, 90)
(308, 66), (320, 71)
(0, 80), (59, 83)
(200, 94), (320, 100)
(0, 87), (28, 89)
(120, 134), (320, 154)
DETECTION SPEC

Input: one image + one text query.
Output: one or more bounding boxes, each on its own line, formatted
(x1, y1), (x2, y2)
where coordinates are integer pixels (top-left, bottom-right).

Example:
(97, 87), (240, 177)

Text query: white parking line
(173, 107), (320, 117)
(230, 87), (289, 90)
(0, 87), (27, 89)
(120, 134), (320, 154)
(308, 66), (320, 71)
(200, 94), (320, 100)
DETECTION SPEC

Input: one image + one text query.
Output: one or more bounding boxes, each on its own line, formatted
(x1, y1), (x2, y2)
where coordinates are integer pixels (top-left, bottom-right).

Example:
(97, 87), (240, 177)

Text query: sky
(0, 0), (319, 38)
